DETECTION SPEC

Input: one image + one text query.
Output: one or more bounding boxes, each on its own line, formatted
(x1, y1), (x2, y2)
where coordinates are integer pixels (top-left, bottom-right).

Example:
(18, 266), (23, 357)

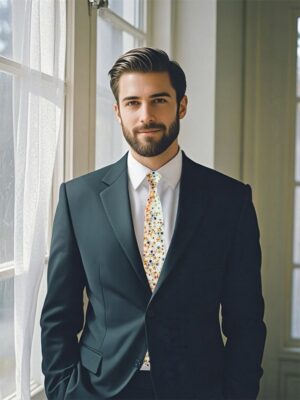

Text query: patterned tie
(141, 171), (165, 369)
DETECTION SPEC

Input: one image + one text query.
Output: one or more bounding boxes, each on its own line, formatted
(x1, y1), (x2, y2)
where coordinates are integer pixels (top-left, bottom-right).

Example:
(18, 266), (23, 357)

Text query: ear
(114, 103), (122, 124)
(178, 95), (188, 119)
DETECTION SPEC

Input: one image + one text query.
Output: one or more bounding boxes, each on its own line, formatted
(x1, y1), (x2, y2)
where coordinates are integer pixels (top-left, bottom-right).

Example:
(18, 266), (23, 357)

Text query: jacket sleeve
(40, 183), (87, 399)
(221, 184), (267, 400)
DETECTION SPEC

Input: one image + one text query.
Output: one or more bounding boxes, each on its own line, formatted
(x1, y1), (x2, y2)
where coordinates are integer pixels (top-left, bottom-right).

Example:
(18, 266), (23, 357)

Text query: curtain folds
(12, 0), (66, 398)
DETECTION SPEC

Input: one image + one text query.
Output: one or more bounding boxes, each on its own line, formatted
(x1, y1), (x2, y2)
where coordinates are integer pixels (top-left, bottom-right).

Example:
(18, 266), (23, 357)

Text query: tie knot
(146, 171), (161, 189)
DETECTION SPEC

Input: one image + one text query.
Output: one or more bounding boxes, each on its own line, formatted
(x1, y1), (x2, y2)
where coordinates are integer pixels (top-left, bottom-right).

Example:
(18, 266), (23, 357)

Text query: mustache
(133, 123), (166, 134)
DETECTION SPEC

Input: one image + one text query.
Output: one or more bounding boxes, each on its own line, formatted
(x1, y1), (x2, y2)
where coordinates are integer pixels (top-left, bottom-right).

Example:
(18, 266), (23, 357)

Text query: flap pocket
(80, 343), (103, 374)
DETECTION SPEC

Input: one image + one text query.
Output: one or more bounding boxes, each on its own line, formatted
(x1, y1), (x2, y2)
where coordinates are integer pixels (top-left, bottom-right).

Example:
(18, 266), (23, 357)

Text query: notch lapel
(99, 154), (152, 296)
(149, 153), (212, 301)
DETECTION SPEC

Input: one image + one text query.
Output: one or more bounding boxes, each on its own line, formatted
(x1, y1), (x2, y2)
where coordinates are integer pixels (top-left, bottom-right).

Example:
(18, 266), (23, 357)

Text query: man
(41, 48), (266, 400)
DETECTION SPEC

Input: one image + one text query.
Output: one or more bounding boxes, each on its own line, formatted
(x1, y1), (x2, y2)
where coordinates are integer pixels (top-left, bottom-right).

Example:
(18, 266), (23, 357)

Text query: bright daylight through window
(96, 0), (147, 168)
(0, 0), (66, 398)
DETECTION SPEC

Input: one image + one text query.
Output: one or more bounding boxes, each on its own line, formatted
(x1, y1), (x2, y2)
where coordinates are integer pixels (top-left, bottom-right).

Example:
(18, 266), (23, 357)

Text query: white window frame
(0, 71), (59, 400)
(286, 10), (300, 349)
(98, 1), (148, 42)
(0, 57), (21, 279)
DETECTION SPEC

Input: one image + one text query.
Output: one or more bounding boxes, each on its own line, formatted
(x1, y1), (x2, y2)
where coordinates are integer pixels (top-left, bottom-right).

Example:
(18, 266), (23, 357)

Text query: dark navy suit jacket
(40, 151), (266, 399)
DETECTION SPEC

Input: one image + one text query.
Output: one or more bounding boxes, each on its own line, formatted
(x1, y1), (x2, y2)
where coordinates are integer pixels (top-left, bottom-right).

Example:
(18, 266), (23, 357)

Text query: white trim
(141, 0), (147, 34)
(0, 56), (66, 90)
(0, 56), (22, 75)
(280, 347), (300, 360)
(0, 261), (14, 280)
(64, 0), (75, 181)
(64, 0), (97, 180)
(3, 381), (44, 400)
(98, 7), (146, 40)
(88, 4), (97, 172)
(147, 0), (173, 56)
(0, 256), (49, 280)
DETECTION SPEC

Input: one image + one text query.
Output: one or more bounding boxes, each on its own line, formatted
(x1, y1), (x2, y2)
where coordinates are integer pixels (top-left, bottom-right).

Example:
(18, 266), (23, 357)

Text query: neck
(130, 141), (180, 170)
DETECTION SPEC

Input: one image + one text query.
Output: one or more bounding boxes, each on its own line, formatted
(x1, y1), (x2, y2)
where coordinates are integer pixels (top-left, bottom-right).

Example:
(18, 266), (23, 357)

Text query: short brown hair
(108, 47), (186, 104)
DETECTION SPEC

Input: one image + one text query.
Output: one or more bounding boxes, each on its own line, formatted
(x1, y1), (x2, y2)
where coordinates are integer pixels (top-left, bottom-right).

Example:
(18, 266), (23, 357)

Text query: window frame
(0, 0), (68, 397)
(284, 9), (300, 350)
(0, 56), (20, 279)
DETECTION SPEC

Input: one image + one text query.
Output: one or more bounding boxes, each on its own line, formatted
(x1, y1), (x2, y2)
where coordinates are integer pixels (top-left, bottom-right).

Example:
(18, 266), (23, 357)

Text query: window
(95, 0), (148, 168)
(0, 0), (66, 398)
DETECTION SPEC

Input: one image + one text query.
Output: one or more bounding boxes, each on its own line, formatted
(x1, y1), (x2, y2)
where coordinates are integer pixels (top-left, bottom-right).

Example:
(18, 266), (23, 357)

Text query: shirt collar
(127, 148), (182, 190)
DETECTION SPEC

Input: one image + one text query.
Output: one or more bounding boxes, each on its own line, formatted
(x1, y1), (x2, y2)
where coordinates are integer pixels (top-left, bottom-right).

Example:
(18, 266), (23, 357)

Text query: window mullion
(0, 56), (22, 75)
(99, 8), (146, 40)
(0, 262), (14, 280)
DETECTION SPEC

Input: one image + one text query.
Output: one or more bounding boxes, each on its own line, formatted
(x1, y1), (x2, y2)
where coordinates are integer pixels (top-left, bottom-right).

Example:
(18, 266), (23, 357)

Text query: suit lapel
(100, 154), (152, 296)
(150, 152), (212, 300)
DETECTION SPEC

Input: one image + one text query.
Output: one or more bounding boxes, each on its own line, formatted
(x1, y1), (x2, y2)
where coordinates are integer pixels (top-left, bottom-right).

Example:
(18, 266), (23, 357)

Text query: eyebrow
(121, 92), (172, 103)
(150, 92), (171, 99)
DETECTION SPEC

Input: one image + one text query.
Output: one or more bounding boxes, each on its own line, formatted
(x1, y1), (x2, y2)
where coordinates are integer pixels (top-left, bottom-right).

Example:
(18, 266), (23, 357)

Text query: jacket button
(134, 359), (141, 368)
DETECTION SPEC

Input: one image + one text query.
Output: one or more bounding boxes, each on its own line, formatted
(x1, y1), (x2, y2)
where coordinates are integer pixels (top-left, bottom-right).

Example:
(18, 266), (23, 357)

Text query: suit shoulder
(187, 156), (248, 190)
(63, 153), (128, 193)
(65, 164), (112, 188)
(184, 158), (254, 223)
(60, 163), (118, 207)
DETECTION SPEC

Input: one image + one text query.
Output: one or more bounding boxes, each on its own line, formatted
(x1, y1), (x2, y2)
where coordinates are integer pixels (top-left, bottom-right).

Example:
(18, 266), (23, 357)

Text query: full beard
(121, 113), (180, 157)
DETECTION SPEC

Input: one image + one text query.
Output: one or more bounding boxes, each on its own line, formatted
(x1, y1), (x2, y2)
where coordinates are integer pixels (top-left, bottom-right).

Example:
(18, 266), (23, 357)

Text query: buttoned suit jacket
(40, 151), (266, 400)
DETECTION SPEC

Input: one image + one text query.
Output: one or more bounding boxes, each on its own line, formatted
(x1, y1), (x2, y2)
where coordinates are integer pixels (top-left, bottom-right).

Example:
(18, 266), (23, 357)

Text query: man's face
(114, 72), (187, 157)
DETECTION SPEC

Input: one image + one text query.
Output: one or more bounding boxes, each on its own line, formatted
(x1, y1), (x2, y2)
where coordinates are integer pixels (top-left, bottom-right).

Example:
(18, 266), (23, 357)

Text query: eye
(126, 101), (140, 107)
(153, 98), (167, 104)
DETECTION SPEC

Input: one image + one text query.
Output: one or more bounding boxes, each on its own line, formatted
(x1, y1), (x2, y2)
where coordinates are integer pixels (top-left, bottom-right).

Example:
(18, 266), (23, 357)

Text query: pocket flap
(80, 344), (103, 374)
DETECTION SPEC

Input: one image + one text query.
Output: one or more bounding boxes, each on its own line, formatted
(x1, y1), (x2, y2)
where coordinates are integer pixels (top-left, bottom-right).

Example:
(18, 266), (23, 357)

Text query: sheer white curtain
(12, 0), (66, 398)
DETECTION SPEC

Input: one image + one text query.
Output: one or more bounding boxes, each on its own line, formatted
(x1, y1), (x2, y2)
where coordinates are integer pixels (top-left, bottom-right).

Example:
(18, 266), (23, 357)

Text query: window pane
(109, 0), (144, 30)
(0, 71), (14, 265)
(95, 17), (143, 168)
(0, 277), (15, 398)
(1, 1), (65, 73)
(0, 0), (12, 59)
(292, 268), (300, 339)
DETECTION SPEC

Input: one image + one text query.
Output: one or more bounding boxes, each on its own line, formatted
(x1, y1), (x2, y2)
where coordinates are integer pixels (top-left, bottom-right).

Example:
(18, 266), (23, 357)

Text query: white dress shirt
(127, 148), (182, 267)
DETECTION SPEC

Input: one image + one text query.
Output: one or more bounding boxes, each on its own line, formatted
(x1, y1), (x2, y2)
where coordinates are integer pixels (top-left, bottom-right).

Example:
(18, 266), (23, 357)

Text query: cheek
(160, 108), (177, 124)
(120, 110), (138, 127)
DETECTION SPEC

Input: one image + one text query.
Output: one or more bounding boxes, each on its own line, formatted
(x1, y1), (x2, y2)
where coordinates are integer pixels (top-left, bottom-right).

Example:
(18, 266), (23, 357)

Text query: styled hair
(108, 47), (186, 104)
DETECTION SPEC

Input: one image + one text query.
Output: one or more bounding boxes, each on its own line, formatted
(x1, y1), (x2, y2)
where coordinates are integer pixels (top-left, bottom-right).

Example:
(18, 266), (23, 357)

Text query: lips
(137, 129), (161, 134)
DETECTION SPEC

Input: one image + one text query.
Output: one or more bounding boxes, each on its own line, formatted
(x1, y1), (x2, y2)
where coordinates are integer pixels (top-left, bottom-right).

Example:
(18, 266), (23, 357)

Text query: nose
(139, 103), (155, 125)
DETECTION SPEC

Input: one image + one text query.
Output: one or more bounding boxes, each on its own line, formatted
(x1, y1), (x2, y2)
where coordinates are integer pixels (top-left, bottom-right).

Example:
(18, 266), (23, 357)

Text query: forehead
(118, 71), (176, 100)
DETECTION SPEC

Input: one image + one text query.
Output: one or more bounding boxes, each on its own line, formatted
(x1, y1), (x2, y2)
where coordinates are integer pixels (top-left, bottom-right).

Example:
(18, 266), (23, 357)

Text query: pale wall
(150, 0), (217, 168)
(174, 0), (217, 168)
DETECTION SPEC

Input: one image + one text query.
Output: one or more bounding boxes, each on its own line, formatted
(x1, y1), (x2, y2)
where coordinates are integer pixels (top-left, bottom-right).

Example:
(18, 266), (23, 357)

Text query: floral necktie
(141, 170), (165, 369)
